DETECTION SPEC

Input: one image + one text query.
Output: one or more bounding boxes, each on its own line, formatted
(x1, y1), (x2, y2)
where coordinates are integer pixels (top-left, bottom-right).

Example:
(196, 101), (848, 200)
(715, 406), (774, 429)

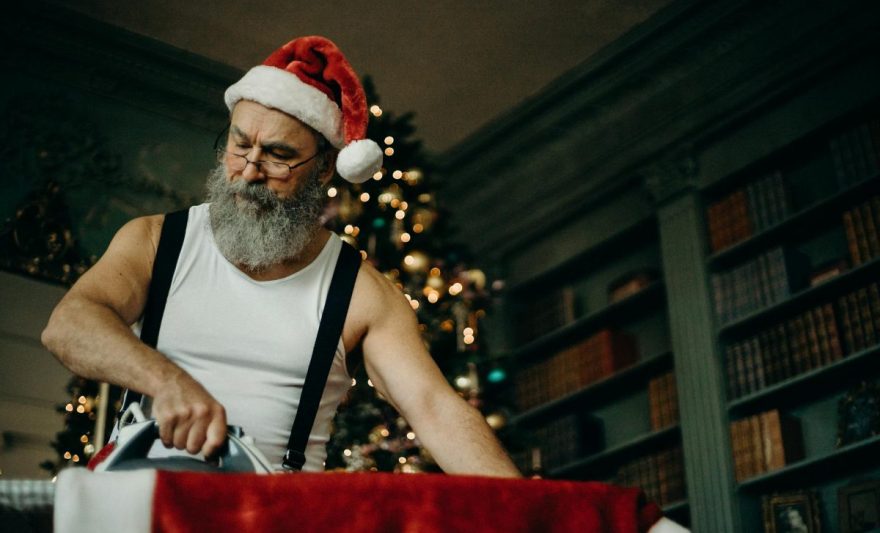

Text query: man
(41, 36), (521, 477)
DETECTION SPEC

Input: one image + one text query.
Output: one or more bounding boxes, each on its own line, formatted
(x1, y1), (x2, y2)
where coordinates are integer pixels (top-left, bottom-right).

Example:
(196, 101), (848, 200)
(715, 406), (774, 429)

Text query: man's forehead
(230, 100), (317, 143)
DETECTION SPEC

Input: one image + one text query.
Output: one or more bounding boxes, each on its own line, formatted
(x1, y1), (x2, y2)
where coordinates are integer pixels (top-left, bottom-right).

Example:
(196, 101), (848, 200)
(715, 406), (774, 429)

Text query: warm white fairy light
(344, 449), (352, 457)
(351, 378), (357, 386)
(400, 201), (409, 210)
(373, 171), (383, 181)
(360, 192), (371, 202)
(384, 136), (394, 145)
(407, 432), (416, 440)
(395, 210), (406, 220)
(380, 428), (390, 437)
(412, 223), (424, 233)
(368, 379), (374, 388)
(370, 105), (383, 117)
(344, 225), (354, 234)
(400, 232), (411, 243)
(463, 327), (474, 336)
(327, 187), (338, 198)
(464, 335), (475, 345)
(393, 170), (403, 179)
(410, 299), (420, 310)
(398, 457), (407, 464)
(449, 283), (463, 296)
(384, 147), (394, 156)
(427, 292), (439, 304)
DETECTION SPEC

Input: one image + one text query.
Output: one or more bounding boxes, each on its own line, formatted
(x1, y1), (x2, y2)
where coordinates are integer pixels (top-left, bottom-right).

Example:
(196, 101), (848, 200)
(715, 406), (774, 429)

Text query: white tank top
(139, 203), (352, 471)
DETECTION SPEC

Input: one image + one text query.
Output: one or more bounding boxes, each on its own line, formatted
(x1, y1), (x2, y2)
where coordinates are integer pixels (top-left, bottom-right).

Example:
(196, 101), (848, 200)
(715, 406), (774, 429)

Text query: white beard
(205, 164), (325, 272)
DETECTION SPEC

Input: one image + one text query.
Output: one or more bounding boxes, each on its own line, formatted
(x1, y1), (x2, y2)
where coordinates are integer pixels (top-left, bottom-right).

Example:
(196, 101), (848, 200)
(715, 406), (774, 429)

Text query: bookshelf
(702, 102), (880, 531)
(439, 2), (880, 530)
(496, 77), (880, 533)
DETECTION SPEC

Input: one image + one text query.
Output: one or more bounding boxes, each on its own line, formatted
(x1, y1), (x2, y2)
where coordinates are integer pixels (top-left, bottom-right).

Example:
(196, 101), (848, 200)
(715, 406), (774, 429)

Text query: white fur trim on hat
(337, 139), (383, 184)
(224, 65), (344, 148)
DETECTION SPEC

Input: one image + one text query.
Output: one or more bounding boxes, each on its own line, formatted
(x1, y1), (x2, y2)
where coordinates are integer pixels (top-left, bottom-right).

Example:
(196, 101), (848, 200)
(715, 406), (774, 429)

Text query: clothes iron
(93, 403), (274, 474)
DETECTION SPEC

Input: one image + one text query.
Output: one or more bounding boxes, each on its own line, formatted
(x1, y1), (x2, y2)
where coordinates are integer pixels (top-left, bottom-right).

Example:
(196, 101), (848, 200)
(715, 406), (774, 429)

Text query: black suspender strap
(118, 209), (190, 418)
(282, 241), (362, 471)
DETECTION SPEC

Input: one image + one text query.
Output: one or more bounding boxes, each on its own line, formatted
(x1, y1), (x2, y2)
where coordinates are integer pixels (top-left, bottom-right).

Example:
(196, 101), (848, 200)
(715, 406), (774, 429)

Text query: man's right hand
(151, 370), (228, 457)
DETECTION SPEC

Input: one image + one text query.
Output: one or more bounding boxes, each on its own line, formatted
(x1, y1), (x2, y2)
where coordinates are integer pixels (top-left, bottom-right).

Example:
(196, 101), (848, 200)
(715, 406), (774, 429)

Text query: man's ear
(320, 150), (339, 186)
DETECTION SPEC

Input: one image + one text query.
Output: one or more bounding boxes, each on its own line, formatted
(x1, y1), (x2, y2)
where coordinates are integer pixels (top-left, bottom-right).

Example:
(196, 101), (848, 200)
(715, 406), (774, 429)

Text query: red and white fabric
(55, 468), (688, 533)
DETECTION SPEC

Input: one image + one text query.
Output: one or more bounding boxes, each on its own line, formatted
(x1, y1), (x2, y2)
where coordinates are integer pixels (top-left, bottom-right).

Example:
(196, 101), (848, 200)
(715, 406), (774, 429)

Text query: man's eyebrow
(229, 125), (300, 156)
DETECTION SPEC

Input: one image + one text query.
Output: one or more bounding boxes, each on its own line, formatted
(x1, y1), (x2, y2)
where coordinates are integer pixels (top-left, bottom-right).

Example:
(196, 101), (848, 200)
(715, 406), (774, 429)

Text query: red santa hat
(224, 36), (382, 184)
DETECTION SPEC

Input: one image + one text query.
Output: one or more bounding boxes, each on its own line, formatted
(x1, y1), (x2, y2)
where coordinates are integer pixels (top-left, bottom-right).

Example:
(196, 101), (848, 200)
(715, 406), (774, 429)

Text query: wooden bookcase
(497, 204), (690, 524)
(496, 94), (880, 533)
(702, 104), (880, 531)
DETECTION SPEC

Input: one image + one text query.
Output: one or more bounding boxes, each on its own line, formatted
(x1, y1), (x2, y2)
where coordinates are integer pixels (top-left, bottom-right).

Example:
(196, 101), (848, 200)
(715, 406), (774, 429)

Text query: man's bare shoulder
(350, 258), (413, 322)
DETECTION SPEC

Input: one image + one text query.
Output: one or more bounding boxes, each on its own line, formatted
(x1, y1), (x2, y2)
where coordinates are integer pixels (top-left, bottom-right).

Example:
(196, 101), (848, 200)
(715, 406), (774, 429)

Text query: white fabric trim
(224, 65), (344, 147)
(648, 517), (691, 533)
(55, 468), (155, 533)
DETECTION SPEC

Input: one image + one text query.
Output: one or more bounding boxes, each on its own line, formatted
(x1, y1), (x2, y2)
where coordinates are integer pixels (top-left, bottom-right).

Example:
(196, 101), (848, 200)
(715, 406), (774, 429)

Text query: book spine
(775, 324), (794, 382)
(749, 415), (765, 477)
(726, 345), (739, 400)
(730, 419), (747, 482)
(773, 171), (790, 220)
(838, 294), (855, 355)
(870, 282), (880, 342)
(848, 291), (866, 353)
(759, 331), (777, 386)
(746, 180), (763, 233)
(844, 210), (862, 267)
(862, 201), (880, 260)
(804, 308), (823, 370)
(750, 336), (766, 391)
(852, 206), (872, 265)
(823, 302), (844, 362)
(858, 287), (877, 347)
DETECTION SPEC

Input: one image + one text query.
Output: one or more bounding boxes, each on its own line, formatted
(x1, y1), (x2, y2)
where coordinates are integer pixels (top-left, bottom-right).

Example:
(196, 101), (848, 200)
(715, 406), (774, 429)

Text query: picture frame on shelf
(838, 480), (880, 533)
(837, 380), (880, 448)
(762, 491), (821, 533)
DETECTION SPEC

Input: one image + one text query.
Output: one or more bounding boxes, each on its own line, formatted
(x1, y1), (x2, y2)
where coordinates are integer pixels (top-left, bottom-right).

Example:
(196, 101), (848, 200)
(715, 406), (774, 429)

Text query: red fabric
(151, 471), (662, 533)
(263, 36), (368, 144)
(86, 442), (115, 471)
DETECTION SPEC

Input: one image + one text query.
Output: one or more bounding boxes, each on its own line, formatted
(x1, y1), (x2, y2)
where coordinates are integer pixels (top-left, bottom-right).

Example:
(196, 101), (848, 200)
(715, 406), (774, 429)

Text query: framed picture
(839, 480), (880, 533)
(763, 491), (821, 533)
(837, 380), (880, 448)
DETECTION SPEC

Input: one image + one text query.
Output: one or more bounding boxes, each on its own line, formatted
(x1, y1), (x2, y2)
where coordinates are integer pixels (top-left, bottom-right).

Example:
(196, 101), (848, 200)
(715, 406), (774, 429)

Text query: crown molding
(436, 0), (880, 261)
(0, 2), (242, 131)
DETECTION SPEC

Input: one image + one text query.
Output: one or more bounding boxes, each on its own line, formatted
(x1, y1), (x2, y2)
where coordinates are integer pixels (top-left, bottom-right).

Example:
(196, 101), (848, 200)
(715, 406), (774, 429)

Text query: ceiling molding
(1, 2), (241, 131)
(436, 0), (880, 261)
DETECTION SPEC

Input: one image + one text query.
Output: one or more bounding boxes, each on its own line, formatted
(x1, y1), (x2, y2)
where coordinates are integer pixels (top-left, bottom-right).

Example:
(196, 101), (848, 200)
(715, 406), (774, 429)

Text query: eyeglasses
(216, 148), (319, 179)
(213, 125), (319, 179)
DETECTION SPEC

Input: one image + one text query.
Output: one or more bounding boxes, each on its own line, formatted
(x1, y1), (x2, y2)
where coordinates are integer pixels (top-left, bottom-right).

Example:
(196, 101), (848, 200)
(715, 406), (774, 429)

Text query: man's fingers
(186, 418), (209, 455)
(202, 409), (228, 457)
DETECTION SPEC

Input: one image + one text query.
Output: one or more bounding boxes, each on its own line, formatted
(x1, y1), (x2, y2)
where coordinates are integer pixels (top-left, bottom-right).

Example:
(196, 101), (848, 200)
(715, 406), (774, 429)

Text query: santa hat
(224, 36), (382, 184)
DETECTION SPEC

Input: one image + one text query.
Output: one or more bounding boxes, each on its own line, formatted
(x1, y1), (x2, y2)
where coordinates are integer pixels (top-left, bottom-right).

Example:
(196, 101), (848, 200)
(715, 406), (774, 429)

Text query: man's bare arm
(41, 215), (227, 456)
(356, 266), (522, 478)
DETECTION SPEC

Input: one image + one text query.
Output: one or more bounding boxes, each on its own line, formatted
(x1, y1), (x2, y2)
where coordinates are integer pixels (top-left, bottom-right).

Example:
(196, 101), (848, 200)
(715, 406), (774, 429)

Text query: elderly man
(41, 36), (521, 477)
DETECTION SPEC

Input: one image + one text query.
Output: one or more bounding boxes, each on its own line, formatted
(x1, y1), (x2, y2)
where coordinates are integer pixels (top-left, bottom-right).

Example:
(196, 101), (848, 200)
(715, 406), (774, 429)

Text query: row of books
(837, 282), (880, 354)
(842, 195), (880, 266)
(516, 287), (576, 344)
(706, 171), (790, 253)
(829, 118), (880, 188)
(612, 445), (686, 507)
(725, 302), (842, 399)
(730, 409), (804, 483)
(649, 371), (679, 431)
(514, 329), (638, 411)
(514, 414), (605, 473)
(711, 247), (809, 325)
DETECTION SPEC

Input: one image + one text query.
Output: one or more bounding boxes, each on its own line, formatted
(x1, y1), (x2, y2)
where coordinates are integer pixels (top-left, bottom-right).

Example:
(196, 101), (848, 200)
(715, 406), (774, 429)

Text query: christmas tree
(323, 77), (514, 473)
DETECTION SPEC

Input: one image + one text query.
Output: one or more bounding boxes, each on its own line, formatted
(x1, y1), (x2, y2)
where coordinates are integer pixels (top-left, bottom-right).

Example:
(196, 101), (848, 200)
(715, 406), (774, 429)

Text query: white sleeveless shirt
(140, 203), (352, 471)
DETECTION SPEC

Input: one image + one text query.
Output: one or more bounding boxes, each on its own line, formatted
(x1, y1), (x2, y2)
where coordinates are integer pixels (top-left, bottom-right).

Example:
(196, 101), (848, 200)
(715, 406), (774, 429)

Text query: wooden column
(646, 158), (740, 532)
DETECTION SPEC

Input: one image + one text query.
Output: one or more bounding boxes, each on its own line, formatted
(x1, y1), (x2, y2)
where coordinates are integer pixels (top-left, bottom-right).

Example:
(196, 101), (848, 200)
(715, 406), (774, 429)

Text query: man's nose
(240, 151), (265, 183)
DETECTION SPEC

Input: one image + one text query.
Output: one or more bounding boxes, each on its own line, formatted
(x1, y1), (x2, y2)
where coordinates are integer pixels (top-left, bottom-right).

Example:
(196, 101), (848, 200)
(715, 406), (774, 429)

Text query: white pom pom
(336, 139), (383, 184)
